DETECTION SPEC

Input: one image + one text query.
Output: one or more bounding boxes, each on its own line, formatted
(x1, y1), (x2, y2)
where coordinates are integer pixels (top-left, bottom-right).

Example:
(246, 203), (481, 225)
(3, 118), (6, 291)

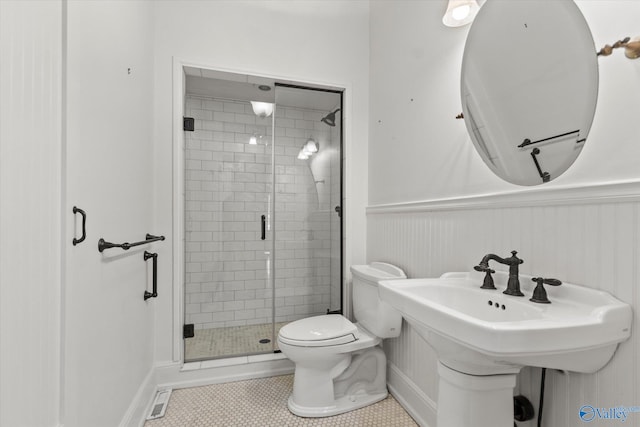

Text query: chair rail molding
(367, 179), (640, 214)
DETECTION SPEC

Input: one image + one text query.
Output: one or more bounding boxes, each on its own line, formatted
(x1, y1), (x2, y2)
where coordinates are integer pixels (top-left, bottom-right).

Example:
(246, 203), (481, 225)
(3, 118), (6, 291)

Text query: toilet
(277, 262), (406, 417)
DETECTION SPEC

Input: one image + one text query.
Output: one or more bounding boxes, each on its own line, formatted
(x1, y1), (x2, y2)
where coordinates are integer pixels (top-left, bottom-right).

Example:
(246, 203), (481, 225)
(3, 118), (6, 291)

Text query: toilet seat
(278, 315), (358, 347)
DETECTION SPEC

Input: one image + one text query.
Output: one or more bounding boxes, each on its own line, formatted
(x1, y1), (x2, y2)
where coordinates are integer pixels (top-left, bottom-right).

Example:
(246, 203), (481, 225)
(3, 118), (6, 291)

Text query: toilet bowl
(277, 262), (406, 417)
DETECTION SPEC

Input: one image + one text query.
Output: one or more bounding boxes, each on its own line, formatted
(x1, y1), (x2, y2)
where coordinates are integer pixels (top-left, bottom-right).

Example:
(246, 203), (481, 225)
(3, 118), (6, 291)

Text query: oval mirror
(461, 0), (598, 186)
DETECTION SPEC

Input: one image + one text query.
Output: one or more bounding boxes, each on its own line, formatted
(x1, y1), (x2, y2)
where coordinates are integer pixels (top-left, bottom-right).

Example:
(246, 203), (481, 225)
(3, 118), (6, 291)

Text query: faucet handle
(479, 268), (496, 290)
(542, 278), (562, 286)
(530, 277), (562, 304)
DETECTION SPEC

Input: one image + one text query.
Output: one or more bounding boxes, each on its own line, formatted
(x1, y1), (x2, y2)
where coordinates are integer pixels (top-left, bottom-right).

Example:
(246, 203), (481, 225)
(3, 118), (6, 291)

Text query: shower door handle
(261, 215), (266, 240)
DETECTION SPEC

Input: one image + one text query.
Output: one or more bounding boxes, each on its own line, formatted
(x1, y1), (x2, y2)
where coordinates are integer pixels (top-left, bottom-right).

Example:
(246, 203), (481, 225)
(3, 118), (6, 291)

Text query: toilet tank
(350, 262), (406, 338)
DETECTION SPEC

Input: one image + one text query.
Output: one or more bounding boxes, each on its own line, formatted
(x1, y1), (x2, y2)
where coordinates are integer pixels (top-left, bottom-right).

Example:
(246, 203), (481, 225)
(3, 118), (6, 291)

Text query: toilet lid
(278, 315), (357, 347)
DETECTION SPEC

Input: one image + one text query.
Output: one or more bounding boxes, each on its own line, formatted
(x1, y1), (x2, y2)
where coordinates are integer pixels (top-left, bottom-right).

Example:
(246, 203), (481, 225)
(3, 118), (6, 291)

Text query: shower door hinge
(183, 324), (194, 338)
(183, 117), (195, 132)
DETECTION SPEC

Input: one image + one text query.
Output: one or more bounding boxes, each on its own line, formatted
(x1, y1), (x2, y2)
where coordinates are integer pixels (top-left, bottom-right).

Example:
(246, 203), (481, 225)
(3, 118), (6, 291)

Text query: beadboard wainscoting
(368, 181), (640, 427)
(0, 2), (63, 426)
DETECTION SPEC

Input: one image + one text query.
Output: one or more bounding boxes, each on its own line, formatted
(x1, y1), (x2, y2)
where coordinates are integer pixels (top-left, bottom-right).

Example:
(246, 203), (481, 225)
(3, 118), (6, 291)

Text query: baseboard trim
(387, 362), (437, 427)
(119, 367), (157, 427)
(155, 357), (294, 390)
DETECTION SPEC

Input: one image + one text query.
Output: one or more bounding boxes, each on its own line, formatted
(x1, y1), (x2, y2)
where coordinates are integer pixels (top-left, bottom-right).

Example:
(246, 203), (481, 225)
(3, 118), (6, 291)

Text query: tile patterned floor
(185, 322), (289, 361)
(144, 375), (418, 427)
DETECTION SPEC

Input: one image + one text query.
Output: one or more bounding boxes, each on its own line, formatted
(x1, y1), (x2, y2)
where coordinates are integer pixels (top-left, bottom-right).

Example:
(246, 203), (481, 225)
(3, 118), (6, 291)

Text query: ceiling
(184, 66), (341, 112)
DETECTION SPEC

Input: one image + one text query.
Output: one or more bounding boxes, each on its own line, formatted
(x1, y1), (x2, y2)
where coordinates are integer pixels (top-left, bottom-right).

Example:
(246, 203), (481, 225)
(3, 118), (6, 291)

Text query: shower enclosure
(181, 68), (343, 361)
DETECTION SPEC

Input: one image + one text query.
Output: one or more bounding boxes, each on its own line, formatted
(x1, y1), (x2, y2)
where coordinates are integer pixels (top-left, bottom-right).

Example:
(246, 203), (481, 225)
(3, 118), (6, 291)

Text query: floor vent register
(146, 389), (172, 420)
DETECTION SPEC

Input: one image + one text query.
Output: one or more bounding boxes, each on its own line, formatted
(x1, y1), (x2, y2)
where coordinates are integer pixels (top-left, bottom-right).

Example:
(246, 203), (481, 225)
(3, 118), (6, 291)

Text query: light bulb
(304, 139), (318, 153)
(452, 4), (470, 20)
(249, 135), (257, 145)
(442, 0), (479, 27)
(250, 101), (274, 118)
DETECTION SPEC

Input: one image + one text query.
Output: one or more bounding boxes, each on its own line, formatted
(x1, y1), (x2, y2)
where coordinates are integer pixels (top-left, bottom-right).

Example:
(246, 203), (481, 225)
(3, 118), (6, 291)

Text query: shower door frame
(274, 82), (344, 318)
(171, 58), (350, 364)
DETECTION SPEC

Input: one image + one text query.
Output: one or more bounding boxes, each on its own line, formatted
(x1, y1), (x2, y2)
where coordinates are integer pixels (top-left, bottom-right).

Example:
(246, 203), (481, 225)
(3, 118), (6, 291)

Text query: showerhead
(320, 109), (341, 127)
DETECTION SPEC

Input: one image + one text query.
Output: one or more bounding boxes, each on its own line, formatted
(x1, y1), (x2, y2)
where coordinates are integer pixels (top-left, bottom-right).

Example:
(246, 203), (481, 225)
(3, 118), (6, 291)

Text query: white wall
(63, 1), (156, 426)
(0, 2), (63, 426)
(369, 1), (640, 205)
(369, 1), (640, 426)
(152, 0), (370, 363)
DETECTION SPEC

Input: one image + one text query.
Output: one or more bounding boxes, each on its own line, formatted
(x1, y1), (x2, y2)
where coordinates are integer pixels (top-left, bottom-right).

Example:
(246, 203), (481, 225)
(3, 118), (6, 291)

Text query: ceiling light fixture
(442, 0), (479, 27)
(250, 101), (274, 118)
(597, 36), (640, 59)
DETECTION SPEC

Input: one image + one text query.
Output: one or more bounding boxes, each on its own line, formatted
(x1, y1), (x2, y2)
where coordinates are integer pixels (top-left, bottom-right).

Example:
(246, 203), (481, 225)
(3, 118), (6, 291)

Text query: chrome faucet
(474, 250), (524, 296)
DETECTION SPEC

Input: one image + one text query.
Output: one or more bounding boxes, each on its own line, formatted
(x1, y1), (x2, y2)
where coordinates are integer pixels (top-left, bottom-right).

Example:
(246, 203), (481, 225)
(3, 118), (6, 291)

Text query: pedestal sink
(379, 271), (632, 427)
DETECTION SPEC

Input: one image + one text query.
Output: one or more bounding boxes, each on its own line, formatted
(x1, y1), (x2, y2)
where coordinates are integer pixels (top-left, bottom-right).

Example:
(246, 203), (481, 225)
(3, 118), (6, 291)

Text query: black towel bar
(144, 251), (158, 300)
(518, 130), (580, 148)
(72, 206), (87, 246)
(98, 233), (165, 253)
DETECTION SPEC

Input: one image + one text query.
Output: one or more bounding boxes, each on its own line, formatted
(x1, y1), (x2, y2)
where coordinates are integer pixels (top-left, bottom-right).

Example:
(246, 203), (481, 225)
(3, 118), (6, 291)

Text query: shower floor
(185, 322), (289, 361)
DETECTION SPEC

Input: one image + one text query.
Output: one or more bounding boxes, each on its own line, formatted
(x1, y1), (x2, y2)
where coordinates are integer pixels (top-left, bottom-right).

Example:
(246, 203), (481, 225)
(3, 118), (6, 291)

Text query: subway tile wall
(184, 95), (341, 330)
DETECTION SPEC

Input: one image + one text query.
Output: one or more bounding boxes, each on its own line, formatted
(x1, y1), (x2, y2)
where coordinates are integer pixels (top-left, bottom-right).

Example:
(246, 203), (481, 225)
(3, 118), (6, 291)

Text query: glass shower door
(272, 85), (343, 331)
(183, 76), (276, 361)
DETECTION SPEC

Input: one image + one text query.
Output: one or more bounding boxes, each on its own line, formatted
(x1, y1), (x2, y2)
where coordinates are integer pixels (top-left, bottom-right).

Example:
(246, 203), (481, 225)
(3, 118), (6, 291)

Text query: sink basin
(379, 271), (632, 375)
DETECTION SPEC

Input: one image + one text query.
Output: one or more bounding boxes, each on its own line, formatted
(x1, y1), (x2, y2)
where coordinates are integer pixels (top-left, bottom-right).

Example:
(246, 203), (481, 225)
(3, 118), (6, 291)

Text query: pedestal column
(437, 362), (517, 427)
